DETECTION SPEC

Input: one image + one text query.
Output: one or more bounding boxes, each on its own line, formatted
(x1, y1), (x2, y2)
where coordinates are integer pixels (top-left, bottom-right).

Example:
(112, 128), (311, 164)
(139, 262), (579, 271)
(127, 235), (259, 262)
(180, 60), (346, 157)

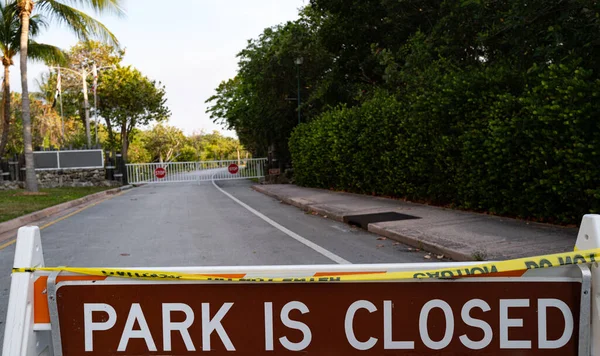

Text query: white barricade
(2, 215), (600, 355)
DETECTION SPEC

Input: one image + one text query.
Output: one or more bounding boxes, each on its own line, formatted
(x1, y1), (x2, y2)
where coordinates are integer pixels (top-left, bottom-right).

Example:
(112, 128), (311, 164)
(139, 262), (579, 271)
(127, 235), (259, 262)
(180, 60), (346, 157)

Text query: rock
(0, 180), (20, 190)
(35, 168), (121, 188)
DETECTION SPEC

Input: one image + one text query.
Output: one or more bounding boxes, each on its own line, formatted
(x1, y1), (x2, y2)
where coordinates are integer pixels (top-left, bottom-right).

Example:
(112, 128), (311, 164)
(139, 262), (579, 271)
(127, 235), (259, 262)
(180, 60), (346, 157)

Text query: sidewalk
(252, 184), (578, 261)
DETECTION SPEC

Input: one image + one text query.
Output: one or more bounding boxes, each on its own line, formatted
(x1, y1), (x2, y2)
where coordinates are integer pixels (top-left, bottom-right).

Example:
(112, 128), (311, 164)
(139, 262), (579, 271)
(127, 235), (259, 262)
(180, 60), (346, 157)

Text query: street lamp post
(295, 57), (303, 125)
(50, 64), (113, 147)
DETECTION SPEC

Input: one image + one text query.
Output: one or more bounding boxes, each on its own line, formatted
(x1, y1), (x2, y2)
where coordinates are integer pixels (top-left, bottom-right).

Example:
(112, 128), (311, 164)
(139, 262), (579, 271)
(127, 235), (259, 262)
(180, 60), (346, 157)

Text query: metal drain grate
(343, 212), (420, 229)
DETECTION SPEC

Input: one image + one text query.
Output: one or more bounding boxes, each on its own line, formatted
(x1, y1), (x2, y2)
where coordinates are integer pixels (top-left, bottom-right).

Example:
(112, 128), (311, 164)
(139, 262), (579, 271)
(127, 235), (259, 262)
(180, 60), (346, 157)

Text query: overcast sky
(11, 0), (307, 137)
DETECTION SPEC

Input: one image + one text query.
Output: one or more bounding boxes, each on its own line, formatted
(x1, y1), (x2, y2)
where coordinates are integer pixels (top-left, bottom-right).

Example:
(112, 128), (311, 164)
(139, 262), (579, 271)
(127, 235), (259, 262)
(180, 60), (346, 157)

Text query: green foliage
(33, 0), (124, 47)
(0, 1), (66, 65)
(141, 124), (186, 163)
(0, 92), (76, 154)
(198, 131), (243, 161)
(206, 10), (332, 163)
(126, 129), (150, 163)
(215, 0), (600, 223)
(126, 127), (247, 164)
(0, 0), (66, 157)
(291, 60), (600, 224)
(176, 145), (196, 162)
(35, 41), (125, 151)
(97, 65), (170, 159)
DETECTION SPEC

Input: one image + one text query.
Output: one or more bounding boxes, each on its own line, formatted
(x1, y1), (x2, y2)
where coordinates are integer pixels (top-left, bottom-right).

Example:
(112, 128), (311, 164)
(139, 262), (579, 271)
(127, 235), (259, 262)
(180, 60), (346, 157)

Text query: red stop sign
(154, 167), (166, 179)
(228, 163), (239, 174)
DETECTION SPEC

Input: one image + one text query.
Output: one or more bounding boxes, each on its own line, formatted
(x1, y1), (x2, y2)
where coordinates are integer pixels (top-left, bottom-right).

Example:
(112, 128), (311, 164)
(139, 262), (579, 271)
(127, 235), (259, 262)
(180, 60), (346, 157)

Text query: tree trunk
(20, 4), (37, 192)
(0, 64), (10, 158)
(120, 122), (128, 161)
(104, 117), (115, 149)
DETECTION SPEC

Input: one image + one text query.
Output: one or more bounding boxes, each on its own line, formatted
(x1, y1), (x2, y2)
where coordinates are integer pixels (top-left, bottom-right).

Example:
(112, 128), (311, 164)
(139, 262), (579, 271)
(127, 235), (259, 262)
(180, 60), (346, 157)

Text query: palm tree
(0, 1), (64, 158)
(16, 0), (123, 192)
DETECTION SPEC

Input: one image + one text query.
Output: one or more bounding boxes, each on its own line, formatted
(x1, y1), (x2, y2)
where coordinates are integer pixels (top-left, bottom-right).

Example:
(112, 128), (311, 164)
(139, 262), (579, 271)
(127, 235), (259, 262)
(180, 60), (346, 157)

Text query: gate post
(114, 154), (128, 186)
(121, 156), (128, 185)
(105, 150), (114, 181)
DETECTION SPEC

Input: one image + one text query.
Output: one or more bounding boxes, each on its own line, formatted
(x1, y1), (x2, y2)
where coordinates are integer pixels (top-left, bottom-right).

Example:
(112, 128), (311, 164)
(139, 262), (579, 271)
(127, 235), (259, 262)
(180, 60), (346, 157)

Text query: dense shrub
(290, 61), (600, 224)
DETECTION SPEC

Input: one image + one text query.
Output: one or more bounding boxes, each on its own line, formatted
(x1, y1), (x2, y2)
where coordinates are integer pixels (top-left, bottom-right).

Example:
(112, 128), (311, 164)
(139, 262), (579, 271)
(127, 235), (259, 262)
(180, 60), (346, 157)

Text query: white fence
(126, 158), (267, 184)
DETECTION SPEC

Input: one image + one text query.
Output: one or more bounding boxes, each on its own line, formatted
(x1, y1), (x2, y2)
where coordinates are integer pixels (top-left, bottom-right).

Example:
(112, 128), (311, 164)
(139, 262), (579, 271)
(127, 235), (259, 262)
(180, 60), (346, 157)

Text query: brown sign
(268, 168), (280, 175)
(56, 281), (581, 355)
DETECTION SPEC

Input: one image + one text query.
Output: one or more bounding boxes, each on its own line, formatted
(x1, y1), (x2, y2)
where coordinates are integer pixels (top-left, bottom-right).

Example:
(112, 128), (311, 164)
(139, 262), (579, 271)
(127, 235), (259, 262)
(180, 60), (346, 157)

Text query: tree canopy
(126, 127), (247, 164)
(17, 0), (125, 191)
(207, 0), (600, 161)
(0, 0), (66, 157)
(208, 0), (600, 223)
(97, 65), (170, 159)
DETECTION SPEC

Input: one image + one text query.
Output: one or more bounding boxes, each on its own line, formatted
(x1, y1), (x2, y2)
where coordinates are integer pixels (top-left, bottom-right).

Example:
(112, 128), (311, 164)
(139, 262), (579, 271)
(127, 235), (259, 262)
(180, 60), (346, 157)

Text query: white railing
(126, 158), (267, 184)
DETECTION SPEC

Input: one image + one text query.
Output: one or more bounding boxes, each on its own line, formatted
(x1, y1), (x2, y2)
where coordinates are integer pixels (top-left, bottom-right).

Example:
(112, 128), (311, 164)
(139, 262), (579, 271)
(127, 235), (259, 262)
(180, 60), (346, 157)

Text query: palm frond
(28, 14), (50, 37)
(0, 1), (19, 53)
(41, 0), (126, 17)
(0, 1), (49, 56)
(36, 0), (120, 47)
(28, 41), (67, 65)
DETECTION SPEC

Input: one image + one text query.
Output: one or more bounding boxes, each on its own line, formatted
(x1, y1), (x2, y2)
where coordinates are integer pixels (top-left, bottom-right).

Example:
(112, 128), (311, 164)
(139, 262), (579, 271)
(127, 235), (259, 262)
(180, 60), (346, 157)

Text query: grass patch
(0, 186), (112, 223)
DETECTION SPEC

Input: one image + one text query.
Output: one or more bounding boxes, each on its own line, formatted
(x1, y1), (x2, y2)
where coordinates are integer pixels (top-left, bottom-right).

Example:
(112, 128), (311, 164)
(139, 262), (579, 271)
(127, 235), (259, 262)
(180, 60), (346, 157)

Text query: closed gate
(126, 158), (267, 184)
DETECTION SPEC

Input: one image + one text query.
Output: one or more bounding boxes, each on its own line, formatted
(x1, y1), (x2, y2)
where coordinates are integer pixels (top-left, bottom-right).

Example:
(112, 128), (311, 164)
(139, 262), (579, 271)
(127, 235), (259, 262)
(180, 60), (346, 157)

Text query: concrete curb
(252, 185), (475, 261)
(252, 185), (345, 222)
(0, 185), (132, 234)
(367, 224), (473, 261)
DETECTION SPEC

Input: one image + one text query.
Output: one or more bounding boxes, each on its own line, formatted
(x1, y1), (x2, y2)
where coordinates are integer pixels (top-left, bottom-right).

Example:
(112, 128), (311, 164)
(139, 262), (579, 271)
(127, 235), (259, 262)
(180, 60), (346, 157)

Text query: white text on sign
(83, 298), (574, 352)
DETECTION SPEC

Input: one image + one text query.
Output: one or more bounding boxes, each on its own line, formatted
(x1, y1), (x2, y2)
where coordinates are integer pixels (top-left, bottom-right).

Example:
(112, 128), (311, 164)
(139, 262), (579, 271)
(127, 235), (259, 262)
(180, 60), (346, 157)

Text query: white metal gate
(126, 158), (267, 184)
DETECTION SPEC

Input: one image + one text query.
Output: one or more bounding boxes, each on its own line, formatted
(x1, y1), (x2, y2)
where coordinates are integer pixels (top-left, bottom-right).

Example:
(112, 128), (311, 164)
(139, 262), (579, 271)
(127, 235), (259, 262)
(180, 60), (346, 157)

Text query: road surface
(0, 179), (434, 337)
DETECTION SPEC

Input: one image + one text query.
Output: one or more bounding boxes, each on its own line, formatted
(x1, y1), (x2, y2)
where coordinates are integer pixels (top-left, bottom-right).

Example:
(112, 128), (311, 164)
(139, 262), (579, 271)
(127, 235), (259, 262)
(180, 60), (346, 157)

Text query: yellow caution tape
(12, 248), (600, 283)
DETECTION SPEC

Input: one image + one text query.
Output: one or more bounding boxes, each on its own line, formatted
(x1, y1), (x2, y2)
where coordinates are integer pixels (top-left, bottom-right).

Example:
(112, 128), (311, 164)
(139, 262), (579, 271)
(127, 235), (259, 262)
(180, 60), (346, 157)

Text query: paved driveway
(0, 180), (432, 337)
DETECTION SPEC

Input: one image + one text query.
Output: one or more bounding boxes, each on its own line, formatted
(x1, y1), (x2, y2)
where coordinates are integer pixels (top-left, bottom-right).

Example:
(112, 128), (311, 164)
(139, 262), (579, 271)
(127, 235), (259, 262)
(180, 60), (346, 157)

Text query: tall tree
(97, 65), (170, 160)
(16, 0), (123, 192)
(0, 0), (64, 158)
(143, 124), (186, 163)
(207, 13), (330, 164)
(59, 41), (123, 146)
(33, 41), (123, 150)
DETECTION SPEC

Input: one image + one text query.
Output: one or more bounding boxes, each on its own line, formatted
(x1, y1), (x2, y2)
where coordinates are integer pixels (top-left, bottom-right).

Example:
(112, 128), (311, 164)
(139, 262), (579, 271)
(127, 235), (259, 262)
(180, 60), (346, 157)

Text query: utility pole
(55, 67), (64, 142)
(50, 64), (114, 148)
(81, 68), (91, 147)
(93, 63), (99, 144)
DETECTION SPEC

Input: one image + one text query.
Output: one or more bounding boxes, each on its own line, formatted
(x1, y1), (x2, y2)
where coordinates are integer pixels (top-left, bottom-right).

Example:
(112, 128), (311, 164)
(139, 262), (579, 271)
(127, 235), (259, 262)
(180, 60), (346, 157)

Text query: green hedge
(290, 61), (600, 224)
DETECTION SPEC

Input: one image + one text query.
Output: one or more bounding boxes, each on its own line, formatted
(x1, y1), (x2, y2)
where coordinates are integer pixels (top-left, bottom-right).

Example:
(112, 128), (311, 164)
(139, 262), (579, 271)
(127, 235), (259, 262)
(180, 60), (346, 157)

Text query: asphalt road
(0, 179), (433, 337)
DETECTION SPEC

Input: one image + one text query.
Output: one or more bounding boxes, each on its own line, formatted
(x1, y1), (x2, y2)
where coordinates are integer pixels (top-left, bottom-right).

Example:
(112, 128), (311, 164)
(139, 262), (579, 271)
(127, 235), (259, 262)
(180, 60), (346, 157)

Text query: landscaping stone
(35, 169), (120, 188)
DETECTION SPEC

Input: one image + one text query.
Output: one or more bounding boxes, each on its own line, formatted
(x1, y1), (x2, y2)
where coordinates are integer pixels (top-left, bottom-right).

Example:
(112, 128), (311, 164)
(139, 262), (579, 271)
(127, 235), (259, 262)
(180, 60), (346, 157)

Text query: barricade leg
(575, 214), (600, 356)
(1, 227), (52, 356)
